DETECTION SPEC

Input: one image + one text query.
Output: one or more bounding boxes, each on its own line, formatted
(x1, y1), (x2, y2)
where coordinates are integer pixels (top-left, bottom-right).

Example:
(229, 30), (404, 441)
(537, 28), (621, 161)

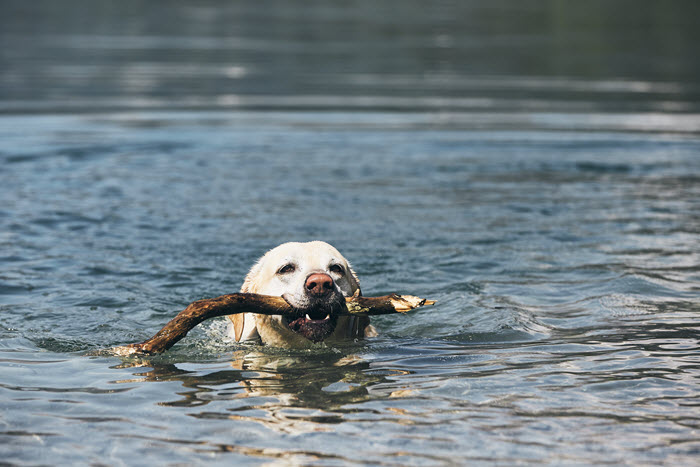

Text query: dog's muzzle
(283, 274), (346, 342)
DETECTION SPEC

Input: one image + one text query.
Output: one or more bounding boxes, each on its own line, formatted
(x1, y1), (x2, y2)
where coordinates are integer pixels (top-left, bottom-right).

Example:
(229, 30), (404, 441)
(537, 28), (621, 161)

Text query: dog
(228, 241), (376, 348)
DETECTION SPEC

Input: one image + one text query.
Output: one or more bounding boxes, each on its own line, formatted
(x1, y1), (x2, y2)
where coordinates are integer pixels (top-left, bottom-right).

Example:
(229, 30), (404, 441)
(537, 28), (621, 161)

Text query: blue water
(2, 2), (700, 465)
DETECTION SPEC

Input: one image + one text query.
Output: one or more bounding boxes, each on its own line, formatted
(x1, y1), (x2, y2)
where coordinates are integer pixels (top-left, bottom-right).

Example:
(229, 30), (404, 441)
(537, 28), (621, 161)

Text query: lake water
(2, 1), (699, 465)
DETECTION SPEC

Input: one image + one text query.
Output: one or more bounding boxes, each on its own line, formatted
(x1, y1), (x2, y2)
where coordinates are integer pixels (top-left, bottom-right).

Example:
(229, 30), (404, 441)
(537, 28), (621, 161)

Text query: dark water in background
(2, 1), (700, 465)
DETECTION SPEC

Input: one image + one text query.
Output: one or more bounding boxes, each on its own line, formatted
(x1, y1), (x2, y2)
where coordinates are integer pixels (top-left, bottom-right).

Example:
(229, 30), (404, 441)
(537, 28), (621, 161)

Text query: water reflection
(115, 348), (407, 434)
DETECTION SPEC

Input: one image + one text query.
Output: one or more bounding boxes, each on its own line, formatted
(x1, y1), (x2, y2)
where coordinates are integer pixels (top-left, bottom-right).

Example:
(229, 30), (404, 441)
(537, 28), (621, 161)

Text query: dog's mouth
(283, 298), (344, 343)
(286, 312), (338, 343)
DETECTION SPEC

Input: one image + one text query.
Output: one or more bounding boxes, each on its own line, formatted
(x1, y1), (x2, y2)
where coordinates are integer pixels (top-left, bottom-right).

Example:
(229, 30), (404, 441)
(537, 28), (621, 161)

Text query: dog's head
(238, 241), (361, 346)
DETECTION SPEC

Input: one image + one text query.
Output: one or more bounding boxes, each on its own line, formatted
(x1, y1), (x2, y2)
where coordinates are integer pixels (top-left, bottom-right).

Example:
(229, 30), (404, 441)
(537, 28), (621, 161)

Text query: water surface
(1, 1), (699, 465)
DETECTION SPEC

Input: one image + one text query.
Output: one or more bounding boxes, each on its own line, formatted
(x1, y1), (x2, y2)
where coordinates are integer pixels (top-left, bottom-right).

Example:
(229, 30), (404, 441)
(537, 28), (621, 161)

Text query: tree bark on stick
(111, 293), (434, 356)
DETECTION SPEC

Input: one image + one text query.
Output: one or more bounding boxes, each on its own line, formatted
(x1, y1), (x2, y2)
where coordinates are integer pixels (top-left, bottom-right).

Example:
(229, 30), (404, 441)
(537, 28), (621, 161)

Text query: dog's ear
(231, 259), (264, 342)
(231, 314), (245, 342)
(346, 261), (362, 296)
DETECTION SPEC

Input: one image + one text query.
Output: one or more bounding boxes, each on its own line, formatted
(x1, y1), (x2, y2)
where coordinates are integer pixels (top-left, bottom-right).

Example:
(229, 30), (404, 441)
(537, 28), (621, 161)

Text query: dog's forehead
(264, 241), (345, 269)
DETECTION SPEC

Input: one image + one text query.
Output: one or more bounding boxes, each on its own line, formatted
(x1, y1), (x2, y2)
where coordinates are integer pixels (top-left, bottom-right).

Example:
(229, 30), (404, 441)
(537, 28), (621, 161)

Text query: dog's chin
(283, 296), (345, 343)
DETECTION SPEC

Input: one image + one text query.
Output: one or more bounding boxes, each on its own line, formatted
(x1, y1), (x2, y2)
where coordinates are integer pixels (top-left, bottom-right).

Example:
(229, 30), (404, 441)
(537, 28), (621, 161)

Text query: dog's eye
(277, 264), (296, 274)
(329, 264), (345, 275)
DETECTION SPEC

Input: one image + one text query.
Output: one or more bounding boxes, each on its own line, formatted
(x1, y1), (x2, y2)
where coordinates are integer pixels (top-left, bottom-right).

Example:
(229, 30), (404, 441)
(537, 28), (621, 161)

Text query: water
(2, 1), (700, 465)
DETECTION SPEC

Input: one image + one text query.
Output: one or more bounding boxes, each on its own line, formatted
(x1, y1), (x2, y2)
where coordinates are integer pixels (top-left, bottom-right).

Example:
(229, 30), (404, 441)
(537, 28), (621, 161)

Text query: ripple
(2, 101), (699, 466)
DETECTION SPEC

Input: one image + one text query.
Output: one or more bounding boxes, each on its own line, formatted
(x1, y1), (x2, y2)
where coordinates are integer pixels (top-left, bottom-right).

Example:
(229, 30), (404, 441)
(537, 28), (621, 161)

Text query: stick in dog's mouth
(107, 292), (435, 356)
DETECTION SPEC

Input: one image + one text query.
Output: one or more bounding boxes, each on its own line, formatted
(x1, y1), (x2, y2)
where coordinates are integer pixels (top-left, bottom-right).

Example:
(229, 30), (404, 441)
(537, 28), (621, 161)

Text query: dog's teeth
(304, 313), (331, 321)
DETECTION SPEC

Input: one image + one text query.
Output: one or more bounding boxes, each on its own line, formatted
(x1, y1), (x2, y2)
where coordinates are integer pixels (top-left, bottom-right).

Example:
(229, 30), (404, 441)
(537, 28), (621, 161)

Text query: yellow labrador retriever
(228, 241), (376, 348)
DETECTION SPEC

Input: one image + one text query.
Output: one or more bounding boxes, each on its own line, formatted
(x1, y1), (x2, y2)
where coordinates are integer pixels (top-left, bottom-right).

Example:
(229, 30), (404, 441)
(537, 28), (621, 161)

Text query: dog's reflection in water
(116, 348), (408, 434)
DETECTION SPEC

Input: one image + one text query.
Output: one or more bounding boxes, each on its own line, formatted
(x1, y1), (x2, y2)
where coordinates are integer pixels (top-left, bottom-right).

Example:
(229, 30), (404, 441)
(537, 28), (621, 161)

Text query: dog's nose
(305, 273), (334, 296)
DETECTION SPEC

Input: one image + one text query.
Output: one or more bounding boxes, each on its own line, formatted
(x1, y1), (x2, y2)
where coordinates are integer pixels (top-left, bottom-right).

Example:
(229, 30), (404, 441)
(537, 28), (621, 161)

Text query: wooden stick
(111, 293), (434, 356)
